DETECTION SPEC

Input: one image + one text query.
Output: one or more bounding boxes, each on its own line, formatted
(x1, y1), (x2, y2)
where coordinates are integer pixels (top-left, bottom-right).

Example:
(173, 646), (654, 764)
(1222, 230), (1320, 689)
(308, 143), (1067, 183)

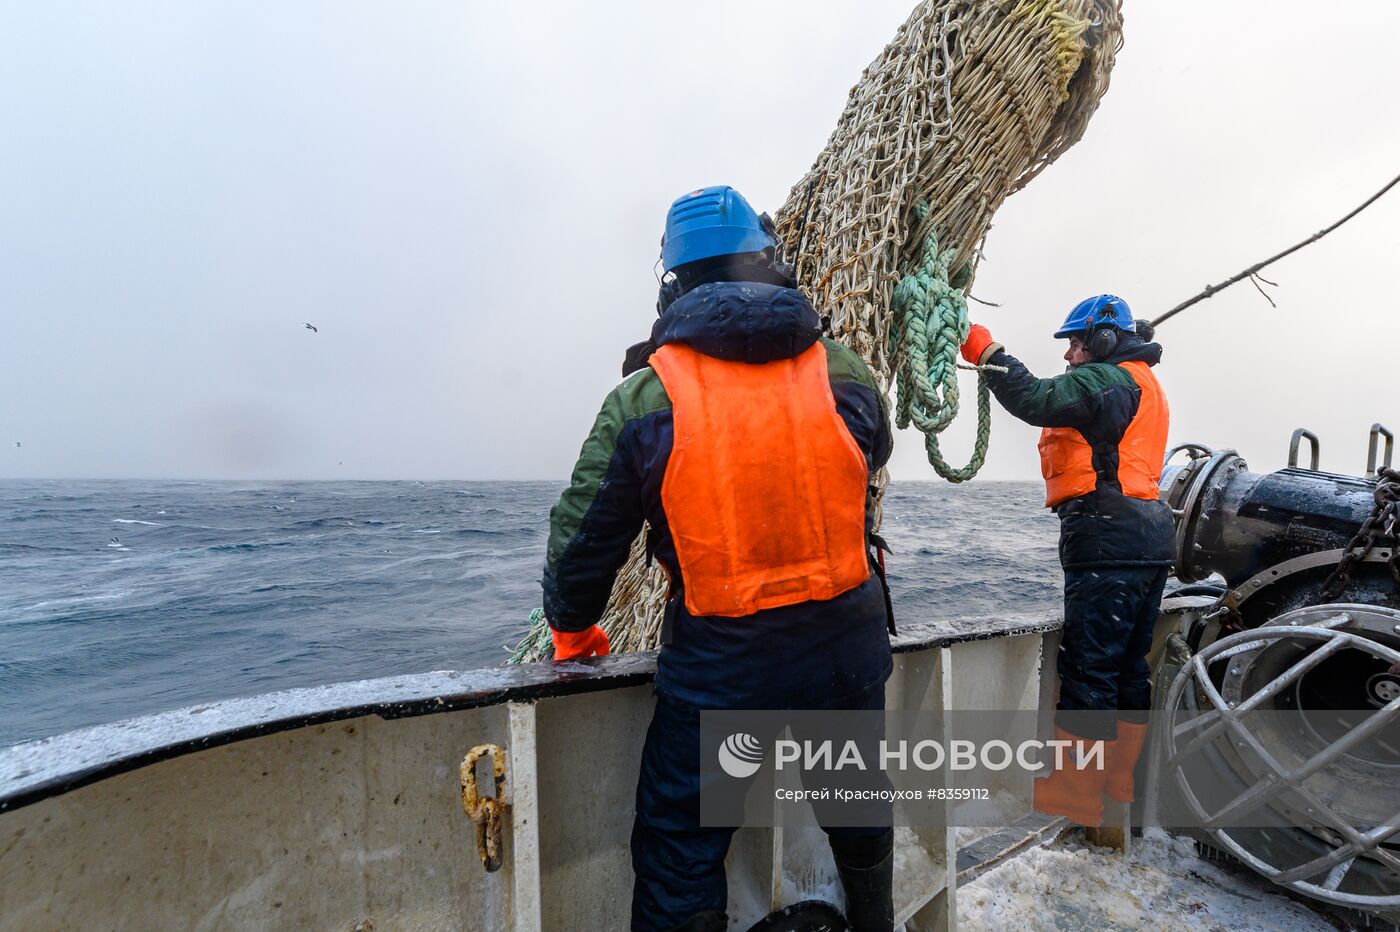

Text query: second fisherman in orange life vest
(961, 296), (1174, 828)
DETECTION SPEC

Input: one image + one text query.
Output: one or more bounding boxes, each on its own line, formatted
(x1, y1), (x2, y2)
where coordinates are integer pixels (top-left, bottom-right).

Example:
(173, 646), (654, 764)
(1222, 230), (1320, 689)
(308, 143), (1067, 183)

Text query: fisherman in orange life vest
(961, 297), (1174, 827)
(541, 187), (898, 932)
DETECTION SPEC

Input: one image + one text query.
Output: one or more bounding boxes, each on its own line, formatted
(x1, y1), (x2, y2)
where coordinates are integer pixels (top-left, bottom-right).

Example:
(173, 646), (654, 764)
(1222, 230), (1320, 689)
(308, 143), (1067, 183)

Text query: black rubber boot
(744, 900), (847, 932)
(664, 910), (728, 932)
(829, 830), (895, 932)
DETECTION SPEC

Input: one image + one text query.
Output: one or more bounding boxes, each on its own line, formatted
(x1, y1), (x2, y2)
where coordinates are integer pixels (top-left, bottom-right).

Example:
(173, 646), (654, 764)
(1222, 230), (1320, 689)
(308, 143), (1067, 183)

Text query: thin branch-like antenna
(1248, 273), (1277, 309)
(1152, 171), (1400, 327)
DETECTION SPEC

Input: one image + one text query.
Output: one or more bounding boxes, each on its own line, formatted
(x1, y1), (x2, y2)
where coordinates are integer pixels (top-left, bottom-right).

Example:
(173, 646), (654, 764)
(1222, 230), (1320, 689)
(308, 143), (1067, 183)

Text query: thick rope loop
(889, 202), (992, 483)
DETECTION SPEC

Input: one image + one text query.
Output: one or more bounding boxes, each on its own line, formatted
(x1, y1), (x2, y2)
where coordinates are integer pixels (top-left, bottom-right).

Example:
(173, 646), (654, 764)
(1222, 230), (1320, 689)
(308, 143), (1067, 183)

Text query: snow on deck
(957, 829), (1331, 930)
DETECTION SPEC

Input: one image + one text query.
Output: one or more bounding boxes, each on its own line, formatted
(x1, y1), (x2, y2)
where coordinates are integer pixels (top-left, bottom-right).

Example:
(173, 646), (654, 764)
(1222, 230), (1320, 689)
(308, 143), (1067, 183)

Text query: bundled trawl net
(514, 0), (1123, 661)
(777, 0), (1121, 378)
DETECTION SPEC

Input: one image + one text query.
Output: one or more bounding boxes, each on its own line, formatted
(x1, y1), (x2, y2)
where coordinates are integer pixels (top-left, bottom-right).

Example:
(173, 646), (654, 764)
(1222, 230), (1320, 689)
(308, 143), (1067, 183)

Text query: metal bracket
(1222, 548), (1396, 615)
(1367, 424), (1393, 477)
(1289, 428), (1320, 471)
(1164, 443), (1214, 465)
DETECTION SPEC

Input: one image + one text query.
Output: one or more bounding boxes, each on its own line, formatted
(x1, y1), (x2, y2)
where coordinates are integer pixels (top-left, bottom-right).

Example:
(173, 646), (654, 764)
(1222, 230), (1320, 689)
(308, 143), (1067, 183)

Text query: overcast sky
(2, 1), (1397, 483)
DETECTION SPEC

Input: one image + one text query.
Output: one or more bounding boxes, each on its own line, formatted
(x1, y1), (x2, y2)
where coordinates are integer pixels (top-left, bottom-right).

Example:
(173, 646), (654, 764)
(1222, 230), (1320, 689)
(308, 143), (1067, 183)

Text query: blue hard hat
(661, 185), (777, 273)
(1054, 294), (1135, 339)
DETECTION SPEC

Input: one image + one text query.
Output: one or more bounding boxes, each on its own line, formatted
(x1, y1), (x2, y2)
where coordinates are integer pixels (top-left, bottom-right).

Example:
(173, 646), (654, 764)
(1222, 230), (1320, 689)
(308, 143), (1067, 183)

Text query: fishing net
(512, 0), (1123, 662)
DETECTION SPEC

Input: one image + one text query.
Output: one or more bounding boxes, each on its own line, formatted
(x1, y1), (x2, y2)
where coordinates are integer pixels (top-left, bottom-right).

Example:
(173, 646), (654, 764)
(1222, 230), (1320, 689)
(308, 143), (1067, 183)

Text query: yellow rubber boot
(1033, 727), (1111, 827)
(1104, 720), (1148, 804)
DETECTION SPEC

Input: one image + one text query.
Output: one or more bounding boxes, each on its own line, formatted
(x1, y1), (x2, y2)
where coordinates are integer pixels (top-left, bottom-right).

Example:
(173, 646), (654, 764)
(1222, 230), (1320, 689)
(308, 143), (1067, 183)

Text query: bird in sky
(13, 441), (19, 448)
(303, 322), (318, 333)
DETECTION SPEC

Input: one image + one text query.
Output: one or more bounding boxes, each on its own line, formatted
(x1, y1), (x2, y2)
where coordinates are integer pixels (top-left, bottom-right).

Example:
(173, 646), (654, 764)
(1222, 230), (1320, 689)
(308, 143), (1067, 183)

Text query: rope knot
(889, 202), (992, 483)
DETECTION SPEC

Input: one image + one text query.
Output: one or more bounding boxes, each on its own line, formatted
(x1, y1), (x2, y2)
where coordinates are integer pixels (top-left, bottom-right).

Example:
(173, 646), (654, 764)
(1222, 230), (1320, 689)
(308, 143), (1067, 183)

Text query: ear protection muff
(656, 231), (683, 315)
(656, 271), (683, 316)
(1087, 323), (1119, 359)
(759, 212), (797, 286)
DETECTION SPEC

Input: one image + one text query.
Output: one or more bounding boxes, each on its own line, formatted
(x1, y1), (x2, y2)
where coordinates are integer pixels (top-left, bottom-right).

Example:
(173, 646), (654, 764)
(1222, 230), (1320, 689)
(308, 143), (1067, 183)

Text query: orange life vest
(648, 342), (871, 618)
(1038, 360), (1169, 508)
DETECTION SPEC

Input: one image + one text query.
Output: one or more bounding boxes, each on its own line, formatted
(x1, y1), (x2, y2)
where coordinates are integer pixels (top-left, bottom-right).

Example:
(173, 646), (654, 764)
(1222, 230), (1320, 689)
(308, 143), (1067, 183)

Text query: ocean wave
(206, 540), (299, 553)
(451, 528), (512, 538)
(0, 543), (59, 553)
(284, 517), (374, 531)
(1, 479), (1059, 745)
(112, 519), (162, 526)
(15, 591), (135, 613)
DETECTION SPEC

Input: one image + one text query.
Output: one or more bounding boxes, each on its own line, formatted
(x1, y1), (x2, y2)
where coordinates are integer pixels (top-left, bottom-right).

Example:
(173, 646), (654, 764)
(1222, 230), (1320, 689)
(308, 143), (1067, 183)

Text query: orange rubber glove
(960, 324), (1001, 365)
(550, 623), (611, 661)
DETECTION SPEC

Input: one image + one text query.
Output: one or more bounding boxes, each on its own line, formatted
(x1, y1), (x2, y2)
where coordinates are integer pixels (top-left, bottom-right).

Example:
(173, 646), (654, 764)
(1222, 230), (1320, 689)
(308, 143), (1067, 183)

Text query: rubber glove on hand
(550, 623), (611, 661)
(960, 324), (1003, 366)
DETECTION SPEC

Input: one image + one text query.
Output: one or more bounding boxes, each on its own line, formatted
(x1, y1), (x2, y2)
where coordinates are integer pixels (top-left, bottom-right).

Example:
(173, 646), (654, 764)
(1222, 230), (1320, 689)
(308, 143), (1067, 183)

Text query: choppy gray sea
(0, 480), (1060, 746)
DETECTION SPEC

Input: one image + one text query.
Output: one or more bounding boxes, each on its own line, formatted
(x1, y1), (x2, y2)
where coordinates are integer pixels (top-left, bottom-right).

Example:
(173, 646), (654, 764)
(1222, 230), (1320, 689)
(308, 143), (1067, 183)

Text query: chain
(460, 743), (510, 872)
(1317, 466), (1400, 603)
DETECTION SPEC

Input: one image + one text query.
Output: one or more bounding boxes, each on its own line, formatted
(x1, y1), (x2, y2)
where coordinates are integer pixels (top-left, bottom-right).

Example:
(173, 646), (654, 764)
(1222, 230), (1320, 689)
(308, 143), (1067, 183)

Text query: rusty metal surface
(460, 743), (509, 872)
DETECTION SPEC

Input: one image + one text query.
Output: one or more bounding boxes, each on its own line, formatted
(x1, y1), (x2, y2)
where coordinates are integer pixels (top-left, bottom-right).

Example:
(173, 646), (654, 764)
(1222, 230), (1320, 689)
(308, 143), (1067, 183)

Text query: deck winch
(1161, 424), (1398, 628)
(1155, 424), (1400, 913)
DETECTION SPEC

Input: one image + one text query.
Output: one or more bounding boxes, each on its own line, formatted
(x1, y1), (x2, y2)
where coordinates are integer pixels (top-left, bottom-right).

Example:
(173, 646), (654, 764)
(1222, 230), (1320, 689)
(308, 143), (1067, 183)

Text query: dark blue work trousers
(630, 680), (889, 932)
(1054, 565), (1170, 741)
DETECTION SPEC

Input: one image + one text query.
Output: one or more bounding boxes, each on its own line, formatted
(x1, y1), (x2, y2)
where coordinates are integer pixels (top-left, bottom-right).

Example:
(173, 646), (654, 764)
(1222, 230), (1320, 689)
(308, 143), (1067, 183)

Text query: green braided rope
(508, 608), (552, 664)
(889, 203), (992, 483)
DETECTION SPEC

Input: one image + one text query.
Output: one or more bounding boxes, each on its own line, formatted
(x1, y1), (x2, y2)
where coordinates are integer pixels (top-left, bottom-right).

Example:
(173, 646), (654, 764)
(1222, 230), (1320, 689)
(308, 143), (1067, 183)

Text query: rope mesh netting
(513, 0), (1123, 661)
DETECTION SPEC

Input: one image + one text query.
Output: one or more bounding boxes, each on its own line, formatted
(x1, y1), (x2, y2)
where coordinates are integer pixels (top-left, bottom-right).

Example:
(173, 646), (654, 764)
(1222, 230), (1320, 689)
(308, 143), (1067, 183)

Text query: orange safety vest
(648, 342), (871, 618)
(1038, 360), (1169, 508)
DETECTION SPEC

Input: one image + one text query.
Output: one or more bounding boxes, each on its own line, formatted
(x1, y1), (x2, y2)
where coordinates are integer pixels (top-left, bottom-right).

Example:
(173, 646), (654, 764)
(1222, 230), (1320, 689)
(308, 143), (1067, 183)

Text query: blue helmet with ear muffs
(660, 185), (776, 272)
(656, 185), (791, 314)
(1055, 294), (1135, 358)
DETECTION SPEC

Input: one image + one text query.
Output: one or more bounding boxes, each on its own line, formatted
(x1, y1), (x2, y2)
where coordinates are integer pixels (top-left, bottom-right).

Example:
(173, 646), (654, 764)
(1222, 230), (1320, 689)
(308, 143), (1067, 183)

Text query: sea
(0, 480), (1061, 747)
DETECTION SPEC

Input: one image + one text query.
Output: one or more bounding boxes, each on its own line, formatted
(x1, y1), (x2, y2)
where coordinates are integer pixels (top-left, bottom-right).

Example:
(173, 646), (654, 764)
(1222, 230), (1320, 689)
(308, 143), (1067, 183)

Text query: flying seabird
(303, 322), (318, 333)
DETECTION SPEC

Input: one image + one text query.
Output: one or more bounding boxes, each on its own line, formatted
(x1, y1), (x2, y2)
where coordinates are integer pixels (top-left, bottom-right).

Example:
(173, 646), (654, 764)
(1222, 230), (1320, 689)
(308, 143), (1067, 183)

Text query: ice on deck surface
(958, 829), (1330, 931)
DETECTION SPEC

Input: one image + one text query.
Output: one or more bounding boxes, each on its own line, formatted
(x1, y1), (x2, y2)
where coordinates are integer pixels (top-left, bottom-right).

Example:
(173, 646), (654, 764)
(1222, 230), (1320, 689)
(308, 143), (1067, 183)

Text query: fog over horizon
(3, 1), (1398, 484)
